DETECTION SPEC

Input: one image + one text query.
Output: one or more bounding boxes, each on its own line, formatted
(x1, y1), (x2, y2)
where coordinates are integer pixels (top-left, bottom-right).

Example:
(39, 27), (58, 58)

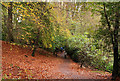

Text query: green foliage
(2, 2), (116, 73)
(66, 32), (113, 72)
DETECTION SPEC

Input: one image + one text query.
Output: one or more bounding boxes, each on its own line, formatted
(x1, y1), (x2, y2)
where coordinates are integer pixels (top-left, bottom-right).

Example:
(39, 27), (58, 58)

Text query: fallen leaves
(2, 41), (113, 79)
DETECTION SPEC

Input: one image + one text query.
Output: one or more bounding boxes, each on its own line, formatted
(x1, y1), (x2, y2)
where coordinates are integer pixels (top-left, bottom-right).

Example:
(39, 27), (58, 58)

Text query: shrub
(66, 32), (113, 72)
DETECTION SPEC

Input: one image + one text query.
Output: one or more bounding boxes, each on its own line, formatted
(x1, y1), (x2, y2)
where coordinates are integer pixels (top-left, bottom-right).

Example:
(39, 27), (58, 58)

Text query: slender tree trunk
(103, 3), (119, 79)
(31, 29), (40, 57)
(103, 3), (114, 45)
(119, 57), (120, 76)
(112, 3), (119, 78)
(7, 2), (14, 42)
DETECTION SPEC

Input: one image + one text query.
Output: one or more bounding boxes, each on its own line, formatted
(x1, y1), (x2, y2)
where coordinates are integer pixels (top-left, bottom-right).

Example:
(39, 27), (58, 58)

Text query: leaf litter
(2, 41), (118, 80)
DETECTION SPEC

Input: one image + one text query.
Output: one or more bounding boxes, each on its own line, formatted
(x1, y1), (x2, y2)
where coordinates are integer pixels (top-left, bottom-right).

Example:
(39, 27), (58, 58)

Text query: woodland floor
(2, 41), (120, 81)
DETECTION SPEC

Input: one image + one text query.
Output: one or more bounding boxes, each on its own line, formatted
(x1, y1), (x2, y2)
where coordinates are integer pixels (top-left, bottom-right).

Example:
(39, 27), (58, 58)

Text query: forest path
(2, 41), (112, 80)
(57, 57), (89, 79)
(53, 53), (109, 79)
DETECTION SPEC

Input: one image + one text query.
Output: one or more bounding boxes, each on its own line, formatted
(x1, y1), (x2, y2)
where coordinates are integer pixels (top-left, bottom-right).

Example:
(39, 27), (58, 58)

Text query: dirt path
(2, 41), (112, 79)
(53, 53), (109, 79)
(58, 58), (89, 79)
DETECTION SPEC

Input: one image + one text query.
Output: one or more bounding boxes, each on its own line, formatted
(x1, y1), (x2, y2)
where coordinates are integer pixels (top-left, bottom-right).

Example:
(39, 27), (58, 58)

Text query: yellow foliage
(21, 35), (24, 37)
(23, 45), (26, 48)
(51, 37), (54, 41)
(25, 45), (28, 48)
(49, 44), (52, 48)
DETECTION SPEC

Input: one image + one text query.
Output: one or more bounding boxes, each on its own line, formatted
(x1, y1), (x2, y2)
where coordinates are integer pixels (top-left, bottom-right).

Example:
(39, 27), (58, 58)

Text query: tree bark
(103, 3), (119, 79)
(103, 3), (114, 45)
(7, 2), (14, 42)
(112, 3), (119, 78)
(31, 29), (40, 57)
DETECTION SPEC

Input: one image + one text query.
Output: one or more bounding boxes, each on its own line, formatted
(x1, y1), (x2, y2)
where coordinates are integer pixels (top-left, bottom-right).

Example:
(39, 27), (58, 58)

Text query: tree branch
(0, 3), (7, 9)
(103, 3), (114, 45)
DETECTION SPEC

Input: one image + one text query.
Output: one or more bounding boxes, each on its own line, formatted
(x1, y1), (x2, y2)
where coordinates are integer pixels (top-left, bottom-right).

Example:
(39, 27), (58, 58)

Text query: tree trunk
(31, 29), (40, 57)
(112, 3), (119, 78)
(103, 3), (119, 79)
(7, 2), (14, 42)
(119, 57), (120, 76)
(103, 3), (114, 45)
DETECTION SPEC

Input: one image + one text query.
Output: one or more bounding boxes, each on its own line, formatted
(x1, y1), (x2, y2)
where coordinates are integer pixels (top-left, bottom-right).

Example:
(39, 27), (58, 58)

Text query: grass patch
(91, 71), (106, 74)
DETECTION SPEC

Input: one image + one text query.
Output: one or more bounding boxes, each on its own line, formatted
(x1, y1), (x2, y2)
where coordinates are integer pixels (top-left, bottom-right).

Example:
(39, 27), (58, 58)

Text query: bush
(66, 33), (113, 72)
